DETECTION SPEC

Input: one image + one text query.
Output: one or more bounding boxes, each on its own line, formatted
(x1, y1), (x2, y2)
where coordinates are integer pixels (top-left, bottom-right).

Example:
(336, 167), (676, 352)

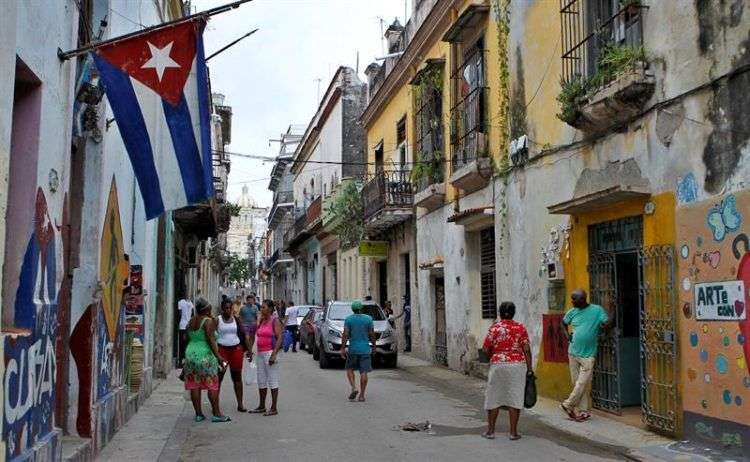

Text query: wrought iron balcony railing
(362, 170), (413, 222)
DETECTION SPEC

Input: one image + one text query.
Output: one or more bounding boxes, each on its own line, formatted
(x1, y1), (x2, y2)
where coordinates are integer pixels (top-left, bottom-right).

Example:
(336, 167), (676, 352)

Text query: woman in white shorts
(249, 300), (283, 416)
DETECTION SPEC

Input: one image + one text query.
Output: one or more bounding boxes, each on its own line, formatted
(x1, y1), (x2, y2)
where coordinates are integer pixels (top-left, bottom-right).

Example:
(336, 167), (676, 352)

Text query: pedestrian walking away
(182, 298), (231, 423)
(177, 295), (195, 366)
(394, 295), (411, 352)
(481, 301), (533, 440)
(240, 294), (260, 341)
(340, 300), (376, 402)
(283, 302), (300, 352)
(560, 289), (613, 422)
(217, 299), (254, 412)
(250, 299), (284, 416)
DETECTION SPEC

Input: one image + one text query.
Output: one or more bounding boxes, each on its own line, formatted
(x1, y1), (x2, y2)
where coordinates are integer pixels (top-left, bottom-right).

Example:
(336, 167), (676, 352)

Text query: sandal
(211, 415), (231, 422)
(263, 410), (278, 416)
(348, 390), (359, 401)
(248, 408), (266, 414)
(357, 396), (366, 402)
(509, 434), (522, 440)
(237, 407), (248, 412)
(560, 403), (579, 420)
(194, 415), (206, 422)
(481, 432), (496, 440)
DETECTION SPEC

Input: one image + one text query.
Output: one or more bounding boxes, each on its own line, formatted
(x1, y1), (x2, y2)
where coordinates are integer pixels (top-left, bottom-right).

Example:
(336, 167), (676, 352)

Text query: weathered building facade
(504, 0), (750, 451)
(0, 0), (232, 460)
(285, 66), (367, 306)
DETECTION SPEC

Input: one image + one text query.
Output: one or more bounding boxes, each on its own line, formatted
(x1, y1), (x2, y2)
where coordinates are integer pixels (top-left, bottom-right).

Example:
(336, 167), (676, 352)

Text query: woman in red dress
(481, 301), (533, 440)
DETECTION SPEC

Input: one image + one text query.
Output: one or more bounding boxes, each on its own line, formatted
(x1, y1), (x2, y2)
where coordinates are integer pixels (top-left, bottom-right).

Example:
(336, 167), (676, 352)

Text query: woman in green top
(183, 297), (231, 422)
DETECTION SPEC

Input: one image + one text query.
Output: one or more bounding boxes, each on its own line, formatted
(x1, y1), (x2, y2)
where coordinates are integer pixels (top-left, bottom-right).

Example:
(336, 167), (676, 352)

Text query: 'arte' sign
(694, 280), (746, 321)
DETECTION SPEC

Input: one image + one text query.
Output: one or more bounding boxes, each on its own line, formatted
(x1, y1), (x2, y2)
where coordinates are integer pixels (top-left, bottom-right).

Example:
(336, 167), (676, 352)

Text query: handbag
(524, 372), (537, 409)
(243, 360), (257, 385)
(282, 330), (293, 352)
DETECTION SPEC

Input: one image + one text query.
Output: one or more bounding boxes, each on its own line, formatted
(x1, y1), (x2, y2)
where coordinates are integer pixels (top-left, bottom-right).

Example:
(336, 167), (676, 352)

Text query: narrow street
(101, 352), (628, 462)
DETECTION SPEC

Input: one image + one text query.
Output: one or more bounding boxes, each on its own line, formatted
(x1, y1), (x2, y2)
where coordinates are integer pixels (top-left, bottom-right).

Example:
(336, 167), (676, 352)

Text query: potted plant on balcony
(620, 0), (642, 16)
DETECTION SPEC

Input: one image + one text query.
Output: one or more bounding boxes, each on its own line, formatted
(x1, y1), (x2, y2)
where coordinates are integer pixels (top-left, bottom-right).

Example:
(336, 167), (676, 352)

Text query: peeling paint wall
(506, 0), (750, 442)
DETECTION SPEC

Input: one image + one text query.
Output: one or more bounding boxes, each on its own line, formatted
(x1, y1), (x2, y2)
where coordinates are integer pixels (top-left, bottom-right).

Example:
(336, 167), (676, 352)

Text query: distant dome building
(226, 185), (269, 257)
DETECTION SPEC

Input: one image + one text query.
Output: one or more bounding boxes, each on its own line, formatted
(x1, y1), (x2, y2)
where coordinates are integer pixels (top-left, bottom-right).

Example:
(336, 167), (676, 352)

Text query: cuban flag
(93, 20), (214, 219)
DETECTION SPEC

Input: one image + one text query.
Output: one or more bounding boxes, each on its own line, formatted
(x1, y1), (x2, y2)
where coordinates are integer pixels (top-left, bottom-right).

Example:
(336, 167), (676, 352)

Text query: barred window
(450, 38), (487, 171)
(480, 227), (497, 319)
(560, 0), (644, 84)
(413, 61), (445, 191)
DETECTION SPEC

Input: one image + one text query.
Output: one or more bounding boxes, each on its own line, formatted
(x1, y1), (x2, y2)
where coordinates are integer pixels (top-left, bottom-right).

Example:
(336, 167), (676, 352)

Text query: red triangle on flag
(96, 21), (200, 106)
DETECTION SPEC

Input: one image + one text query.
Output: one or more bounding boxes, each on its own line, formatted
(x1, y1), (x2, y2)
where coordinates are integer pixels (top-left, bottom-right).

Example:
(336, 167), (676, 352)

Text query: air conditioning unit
(509, 135), (528, 166)
(547, 260), (564, 281)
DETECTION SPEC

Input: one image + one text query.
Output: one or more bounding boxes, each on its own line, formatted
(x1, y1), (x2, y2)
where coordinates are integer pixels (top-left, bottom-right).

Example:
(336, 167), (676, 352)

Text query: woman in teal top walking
(183, 298), (231, 422)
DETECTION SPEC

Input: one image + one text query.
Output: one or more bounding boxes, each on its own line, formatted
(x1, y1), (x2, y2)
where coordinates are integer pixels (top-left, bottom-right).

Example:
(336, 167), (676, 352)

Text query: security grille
(480, 228), (497, 319)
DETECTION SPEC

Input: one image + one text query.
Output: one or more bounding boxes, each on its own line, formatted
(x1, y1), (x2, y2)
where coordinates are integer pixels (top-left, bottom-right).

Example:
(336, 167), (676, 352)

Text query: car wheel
(312, 341), (320, 360)
(319, 345), (331, 369)
(299, 336), (305, 351)
(306, 336), (313, 354)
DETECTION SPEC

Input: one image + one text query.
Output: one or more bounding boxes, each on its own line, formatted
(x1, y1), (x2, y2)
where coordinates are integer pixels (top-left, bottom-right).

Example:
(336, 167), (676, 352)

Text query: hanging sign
(694, 280), (746, 321)
(358, 241), (388, 258)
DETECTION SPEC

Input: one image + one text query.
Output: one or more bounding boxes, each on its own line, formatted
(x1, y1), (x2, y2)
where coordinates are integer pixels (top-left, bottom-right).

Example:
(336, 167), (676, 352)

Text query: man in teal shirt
(341, 300), (376, 402)
(560, 289), (612, 421)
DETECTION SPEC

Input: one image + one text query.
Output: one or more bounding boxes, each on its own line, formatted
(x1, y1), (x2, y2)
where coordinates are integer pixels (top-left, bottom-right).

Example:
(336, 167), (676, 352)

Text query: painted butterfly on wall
(706, 195), (742, 242)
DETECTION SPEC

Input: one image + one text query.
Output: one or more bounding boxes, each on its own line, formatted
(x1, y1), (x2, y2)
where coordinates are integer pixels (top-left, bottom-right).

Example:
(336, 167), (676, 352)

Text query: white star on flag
(141, 41), (180, 81)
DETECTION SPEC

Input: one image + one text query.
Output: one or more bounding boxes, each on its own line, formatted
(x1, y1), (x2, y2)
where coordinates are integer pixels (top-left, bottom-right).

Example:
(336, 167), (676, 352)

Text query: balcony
(449, 87), (492, 193)
(267, 190), (293, 228)
(305, 196), (322, 231)
(362, 170), (413, 234)
(558, 1), (653, 133)
(413, 157), (446, 212)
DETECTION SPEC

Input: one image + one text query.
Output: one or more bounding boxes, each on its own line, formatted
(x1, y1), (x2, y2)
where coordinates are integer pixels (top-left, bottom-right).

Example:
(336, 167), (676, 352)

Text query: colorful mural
(97, 178), (128, 399)
(542, 313), (569, 363)
(100, 178), (129, 341)
(678, 191), (750, 452)
(3, 188), (60, 460)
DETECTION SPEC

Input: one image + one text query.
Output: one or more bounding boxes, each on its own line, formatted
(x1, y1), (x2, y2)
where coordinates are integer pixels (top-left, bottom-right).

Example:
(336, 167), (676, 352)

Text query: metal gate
(434, 277), (448, 366)
(588, 251), (622, 413)
(638, 245), (678, 434)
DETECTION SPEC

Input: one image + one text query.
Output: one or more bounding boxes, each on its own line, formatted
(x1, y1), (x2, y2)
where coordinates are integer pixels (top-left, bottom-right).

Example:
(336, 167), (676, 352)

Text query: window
(450, 37), (487, 170)
(413, 62), (445, 189)
(396, 116), (407, 170)
(560, 0), (644, 84)
(480, 227), (497, 319)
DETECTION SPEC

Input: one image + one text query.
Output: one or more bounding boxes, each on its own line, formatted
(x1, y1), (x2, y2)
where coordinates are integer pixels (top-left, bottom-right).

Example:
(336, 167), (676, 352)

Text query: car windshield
(328, 303), (385, 321)
(297, 307), (310, 317)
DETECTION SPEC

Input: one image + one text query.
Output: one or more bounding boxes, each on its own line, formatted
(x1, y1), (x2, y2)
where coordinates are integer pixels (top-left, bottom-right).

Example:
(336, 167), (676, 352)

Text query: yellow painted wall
(366, 0), (506, 205)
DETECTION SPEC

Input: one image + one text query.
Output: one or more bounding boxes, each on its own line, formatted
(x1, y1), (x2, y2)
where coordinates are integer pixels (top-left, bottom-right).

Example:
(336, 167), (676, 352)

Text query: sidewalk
(95, 374), (190, 462)
(398, 354), (745, 462)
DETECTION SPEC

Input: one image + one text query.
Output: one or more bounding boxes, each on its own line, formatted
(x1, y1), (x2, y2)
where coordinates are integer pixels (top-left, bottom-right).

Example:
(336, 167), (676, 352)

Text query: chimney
(384, 18), (405, 53)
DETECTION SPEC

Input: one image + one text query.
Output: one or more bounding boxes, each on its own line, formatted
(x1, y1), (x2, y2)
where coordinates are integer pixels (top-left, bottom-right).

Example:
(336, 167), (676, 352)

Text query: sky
(195, 0), (412, 208)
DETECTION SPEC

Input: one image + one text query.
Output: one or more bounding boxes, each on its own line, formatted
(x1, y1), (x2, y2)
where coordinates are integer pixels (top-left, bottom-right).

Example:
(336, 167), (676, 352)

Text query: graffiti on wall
(542, 313), (569, 363)
(97, 178), (128, 399)
(3, 188), (60, 460)
(678, 191), (750, 450)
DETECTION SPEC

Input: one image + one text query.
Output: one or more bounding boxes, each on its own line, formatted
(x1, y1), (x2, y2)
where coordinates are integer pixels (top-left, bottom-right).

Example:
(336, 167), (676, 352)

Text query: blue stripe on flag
(162, 96), (207, 204)
(195, 31), (215, 197)
(93, 54), (165, 219)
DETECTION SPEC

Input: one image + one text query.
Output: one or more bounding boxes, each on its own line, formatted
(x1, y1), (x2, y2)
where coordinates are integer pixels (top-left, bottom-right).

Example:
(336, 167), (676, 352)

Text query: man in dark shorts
(340, 300), (376, 402)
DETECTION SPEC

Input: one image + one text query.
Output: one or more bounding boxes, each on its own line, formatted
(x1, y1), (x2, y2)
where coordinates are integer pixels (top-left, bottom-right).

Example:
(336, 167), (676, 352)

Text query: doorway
(587, 216), (678, 434)
(434, 277), (447, 366)
(587, 217), (642, 414)
(378, 260), (388, 307)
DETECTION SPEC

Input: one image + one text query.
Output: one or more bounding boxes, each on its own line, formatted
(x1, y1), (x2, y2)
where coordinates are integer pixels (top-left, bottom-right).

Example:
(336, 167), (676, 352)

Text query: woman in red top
(481, 301), (533, 440)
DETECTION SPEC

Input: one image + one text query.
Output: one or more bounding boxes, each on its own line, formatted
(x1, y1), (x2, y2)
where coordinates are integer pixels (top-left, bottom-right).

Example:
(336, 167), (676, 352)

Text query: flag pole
(57, 0), (254, 61)
(205, 28), (258, 61)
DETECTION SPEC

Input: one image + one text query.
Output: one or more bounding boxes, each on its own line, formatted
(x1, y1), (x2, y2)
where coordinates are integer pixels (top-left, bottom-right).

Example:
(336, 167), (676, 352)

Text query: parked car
(313, 300), (397, 368)
(291, 305), (317, 326)
(298, 307), (323, 353)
